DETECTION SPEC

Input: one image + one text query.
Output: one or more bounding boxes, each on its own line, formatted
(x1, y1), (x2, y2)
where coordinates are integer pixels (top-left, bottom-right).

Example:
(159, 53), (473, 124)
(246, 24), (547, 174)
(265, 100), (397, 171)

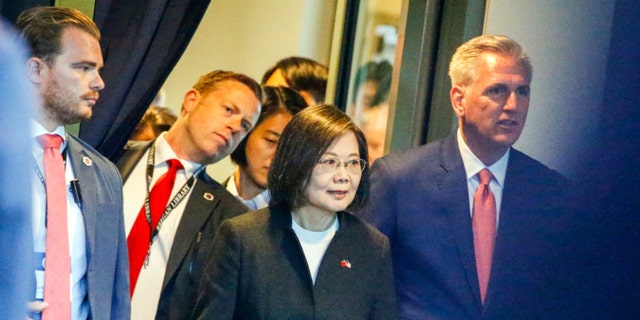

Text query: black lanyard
(31, 156), (47, 187)
(143, 142), (204, 264)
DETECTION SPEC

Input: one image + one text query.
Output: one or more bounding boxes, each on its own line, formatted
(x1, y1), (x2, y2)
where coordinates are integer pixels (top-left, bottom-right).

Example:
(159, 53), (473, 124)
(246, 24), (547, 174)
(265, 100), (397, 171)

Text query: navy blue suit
(359, 133), (581, 319)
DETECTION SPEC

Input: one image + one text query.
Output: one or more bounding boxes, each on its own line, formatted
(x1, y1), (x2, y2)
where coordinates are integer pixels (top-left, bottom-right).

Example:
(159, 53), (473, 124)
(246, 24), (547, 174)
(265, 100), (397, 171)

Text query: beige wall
(57, 0), (94, 17)
(161, 0), (337, 181)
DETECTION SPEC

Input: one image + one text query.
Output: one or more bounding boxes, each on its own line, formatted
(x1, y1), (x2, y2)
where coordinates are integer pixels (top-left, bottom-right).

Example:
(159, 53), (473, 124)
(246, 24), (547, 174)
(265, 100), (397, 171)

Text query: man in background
(116, 70), (261, 319)
(17, 6), (130, 319)
(359, 34), (580, 318)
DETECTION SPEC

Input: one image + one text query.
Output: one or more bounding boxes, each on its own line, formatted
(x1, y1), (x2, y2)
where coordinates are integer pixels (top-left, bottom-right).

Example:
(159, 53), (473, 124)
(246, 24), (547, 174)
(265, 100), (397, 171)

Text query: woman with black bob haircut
(269, 102), (369, 211)
(192, 104), (396, 319)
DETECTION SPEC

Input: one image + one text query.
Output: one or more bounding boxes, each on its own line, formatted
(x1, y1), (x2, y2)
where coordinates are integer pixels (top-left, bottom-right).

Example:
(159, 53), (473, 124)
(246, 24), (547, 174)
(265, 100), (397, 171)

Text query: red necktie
(127, 159), (183, 295)
(38, 134), (71, 320)
(472, 168), (496, 305)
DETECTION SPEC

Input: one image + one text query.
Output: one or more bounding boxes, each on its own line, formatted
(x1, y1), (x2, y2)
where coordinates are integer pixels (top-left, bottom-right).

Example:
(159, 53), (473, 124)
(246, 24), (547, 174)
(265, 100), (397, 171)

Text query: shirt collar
(154, 132), (202, 176)
(31, 118), (67, 150)
(457, 128), (509, 187)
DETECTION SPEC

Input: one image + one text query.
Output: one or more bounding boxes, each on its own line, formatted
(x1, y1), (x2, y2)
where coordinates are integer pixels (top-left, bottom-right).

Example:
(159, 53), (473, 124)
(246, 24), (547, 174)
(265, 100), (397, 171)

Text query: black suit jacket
(192, 205), (397, 320)
(116, 140), (250, 320)
(359, 133), (581, 319)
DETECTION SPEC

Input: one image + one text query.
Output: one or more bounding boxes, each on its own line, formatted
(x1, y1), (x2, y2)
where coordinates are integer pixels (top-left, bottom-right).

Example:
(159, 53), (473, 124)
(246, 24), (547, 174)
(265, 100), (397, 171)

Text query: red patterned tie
(472, 168), (496, 305)
(127, 159), (183, 295)
(38, 134), (70, 320)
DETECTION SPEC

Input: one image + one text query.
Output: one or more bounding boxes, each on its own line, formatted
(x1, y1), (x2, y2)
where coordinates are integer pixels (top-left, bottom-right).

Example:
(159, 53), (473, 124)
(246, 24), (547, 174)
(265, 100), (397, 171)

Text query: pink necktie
(127, 159), (183, 295)
(472, 168), (496, 305)
(38, 134), (71, 320)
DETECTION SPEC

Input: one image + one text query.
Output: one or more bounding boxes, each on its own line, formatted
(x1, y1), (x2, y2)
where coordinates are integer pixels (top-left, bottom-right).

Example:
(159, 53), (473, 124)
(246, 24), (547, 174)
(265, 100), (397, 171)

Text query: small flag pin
(340, 259), (351, 269)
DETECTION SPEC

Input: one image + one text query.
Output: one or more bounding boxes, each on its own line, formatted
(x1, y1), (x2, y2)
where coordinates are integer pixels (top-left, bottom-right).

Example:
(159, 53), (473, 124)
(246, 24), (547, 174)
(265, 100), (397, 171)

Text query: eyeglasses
(316, 157), (367, 174)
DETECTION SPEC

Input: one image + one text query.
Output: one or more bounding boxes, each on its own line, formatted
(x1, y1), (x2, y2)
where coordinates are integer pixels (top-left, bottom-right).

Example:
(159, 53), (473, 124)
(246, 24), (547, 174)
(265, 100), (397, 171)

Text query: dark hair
(193, 70), (262, 102)
(230, 86), (308, 166)
(130, 105), (178, 140)
(261, 56), (328, 105)
(352, 60), (393, 107)
(269, 104), (370, 212)
(16, 6), (100, 64)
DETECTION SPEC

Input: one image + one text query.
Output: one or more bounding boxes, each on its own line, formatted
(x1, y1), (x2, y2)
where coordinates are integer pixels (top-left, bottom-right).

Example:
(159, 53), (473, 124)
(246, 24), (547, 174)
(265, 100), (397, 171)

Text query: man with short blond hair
(117, 70), (261, 319)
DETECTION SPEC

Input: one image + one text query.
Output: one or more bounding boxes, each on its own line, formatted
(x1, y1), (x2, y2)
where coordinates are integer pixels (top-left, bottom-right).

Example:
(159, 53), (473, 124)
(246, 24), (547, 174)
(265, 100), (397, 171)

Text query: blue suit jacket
(67, 135), (130, 319)
(359, 134), (581, 319)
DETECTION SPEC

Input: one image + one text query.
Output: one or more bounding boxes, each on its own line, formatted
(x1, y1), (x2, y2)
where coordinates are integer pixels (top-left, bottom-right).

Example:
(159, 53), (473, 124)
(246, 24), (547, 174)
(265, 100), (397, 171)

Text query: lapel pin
(82, 156), (92, 166)
(340, 259), (351, 269)
(203, 192), (214, 201)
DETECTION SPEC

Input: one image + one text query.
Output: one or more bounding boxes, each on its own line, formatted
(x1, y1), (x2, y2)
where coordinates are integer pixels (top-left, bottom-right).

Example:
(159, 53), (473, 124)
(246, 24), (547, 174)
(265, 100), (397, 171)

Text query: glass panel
(345, 0), (402, 163)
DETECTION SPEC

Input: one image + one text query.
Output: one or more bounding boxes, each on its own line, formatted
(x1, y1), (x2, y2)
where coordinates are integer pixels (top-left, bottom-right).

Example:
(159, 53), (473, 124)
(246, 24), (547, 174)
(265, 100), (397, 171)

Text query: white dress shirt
(31, 120), (88, 320)
(457, 129), (509, 226)
(123, 132), (201, 320)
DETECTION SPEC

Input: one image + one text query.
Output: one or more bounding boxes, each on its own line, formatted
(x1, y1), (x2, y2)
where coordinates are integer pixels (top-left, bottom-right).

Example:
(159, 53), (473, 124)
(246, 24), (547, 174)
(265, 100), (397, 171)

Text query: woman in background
(192, 104), (396, 319)
(225, 86), (307, 210)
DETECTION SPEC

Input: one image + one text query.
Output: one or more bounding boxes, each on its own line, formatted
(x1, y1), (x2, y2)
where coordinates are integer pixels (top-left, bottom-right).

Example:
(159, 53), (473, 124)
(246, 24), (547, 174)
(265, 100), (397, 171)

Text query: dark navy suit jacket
(359, 133), (582, 319)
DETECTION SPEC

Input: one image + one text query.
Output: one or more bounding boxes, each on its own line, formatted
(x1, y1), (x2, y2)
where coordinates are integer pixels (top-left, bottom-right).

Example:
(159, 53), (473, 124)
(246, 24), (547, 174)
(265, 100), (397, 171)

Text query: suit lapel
(162, 177), (219, 286)
(272, 206), (314, 289)
(66, 136), (98, 260)
(439, 135), (483, 311)
(314, 213), (352, 289)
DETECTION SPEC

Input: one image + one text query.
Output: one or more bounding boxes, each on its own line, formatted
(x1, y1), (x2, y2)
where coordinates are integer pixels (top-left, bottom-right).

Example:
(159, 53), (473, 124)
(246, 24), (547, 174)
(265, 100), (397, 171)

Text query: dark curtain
(0, 0), (53, 23)
(80, 0), (211, 161)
